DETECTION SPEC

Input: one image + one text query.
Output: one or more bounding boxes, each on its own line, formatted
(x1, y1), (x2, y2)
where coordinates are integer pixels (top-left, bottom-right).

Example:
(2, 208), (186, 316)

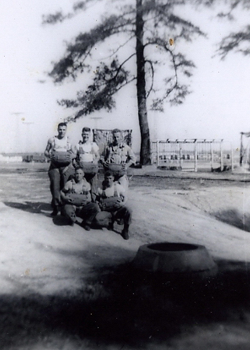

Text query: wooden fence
(151, 139), (237, 172)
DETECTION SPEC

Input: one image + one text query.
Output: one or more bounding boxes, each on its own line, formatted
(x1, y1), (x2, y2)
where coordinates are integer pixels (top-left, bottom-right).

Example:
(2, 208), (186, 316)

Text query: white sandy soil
(0, 163), (250, 350)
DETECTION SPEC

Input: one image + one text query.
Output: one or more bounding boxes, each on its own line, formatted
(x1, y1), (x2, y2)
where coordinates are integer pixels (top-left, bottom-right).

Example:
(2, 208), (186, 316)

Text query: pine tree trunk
(136, 0), (151, 165)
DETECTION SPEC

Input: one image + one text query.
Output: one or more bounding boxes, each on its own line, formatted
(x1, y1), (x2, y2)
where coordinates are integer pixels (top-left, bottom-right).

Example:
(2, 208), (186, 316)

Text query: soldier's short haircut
(82, 127), (91, 133)
(112, 128), (121, 134)
(75, 166), (84, 172)
(58, 122), (67, 128)
(104, 170), (114, 178)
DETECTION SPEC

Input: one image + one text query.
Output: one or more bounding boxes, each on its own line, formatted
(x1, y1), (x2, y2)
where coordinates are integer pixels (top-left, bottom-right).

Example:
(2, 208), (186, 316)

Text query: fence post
(157, 140), (160, 167)
(210, 142), (214, 171)
(179, 143), (182, 169)
(150, 141), (153, 164)
(194, 140), (197, 172)
(220, 140), (224, 171)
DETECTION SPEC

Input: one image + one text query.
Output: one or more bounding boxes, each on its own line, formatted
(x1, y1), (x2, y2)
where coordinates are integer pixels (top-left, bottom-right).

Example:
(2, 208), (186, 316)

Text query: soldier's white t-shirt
(75, 141), (99, 162)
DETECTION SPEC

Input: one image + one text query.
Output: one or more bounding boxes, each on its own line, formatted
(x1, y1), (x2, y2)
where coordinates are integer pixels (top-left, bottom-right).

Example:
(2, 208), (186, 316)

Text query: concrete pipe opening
(148, 242), (199, 252)
(133, 242), (217, 277)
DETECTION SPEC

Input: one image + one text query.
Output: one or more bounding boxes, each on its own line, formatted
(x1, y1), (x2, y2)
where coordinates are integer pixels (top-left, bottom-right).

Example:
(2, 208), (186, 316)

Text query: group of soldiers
(44, 123), (136, 240)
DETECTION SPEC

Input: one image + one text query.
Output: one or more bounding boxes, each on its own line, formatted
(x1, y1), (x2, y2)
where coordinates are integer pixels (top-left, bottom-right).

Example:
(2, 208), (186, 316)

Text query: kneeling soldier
(60, 167), (100, 230)
(95, 171), (132, 240)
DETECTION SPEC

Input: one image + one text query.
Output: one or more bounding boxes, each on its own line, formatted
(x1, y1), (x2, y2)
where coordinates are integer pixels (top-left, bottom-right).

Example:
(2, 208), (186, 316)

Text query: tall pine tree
(44, 0), (204, 164)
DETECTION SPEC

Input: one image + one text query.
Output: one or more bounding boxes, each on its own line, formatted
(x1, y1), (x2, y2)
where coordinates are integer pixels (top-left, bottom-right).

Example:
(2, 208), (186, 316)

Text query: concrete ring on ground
(133, 242), (217, 277)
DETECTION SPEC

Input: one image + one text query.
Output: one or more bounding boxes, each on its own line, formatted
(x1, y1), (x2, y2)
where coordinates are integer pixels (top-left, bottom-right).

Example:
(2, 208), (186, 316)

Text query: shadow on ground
(4, 201), (51, 215)
(1, 255), (250, 349)
(212, 209), (250, 233)
(52, 215), (72, 226)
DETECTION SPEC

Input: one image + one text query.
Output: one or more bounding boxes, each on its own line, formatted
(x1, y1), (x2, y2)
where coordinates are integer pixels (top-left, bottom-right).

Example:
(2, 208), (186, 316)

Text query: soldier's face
(58, 126), (67, 138)
(82, 131), (90, 143)
(113, 132), (121, 145)
(75, 169), (84, 182)
(105, 175), (114, 187)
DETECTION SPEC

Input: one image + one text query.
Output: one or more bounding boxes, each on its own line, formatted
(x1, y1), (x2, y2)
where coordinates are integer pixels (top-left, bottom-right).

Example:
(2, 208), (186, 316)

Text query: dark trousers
(94, 206), (132, 228)
(48, 165), (75, 209)
(62, 202), (100, 225)
(113, 206), (132, 228)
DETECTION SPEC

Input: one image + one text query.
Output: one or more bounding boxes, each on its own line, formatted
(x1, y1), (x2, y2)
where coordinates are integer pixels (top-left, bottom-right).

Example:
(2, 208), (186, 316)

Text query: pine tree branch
(97, 35), (135, 61)
(49, 15), (134, 82)
(217, 26), (250, 59)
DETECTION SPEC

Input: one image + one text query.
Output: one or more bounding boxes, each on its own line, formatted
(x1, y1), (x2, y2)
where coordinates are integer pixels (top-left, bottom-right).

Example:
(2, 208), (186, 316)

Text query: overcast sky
(0, 0), (250, 154)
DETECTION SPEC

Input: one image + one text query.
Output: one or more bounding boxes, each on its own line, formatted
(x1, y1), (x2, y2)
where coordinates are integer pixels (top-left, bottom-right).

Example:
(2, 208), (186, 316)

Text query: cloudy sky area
(0, 0), (250, 154)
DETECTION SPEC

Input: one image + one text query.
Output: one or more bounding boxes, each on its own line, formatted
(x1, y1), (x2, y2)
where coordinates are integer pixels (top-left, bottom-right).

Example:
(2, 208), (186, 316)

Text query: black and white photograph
(1, 0), (250, 349)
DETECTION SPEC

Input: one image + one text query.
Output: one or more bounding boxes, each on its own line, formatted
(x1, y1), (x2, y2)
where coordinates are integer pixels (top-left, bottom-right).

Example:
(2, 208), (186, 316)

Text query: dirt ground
(0, 163), (250, 350)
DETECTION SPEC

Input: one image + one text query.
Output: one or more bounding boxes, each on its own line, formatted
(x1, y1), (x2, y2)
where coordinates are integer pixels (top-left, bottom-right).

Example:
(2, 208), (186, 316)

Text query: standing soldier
(73, 127), (100, 200)
(44, 122), (75, 216)
(102, 128), (136, 192)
